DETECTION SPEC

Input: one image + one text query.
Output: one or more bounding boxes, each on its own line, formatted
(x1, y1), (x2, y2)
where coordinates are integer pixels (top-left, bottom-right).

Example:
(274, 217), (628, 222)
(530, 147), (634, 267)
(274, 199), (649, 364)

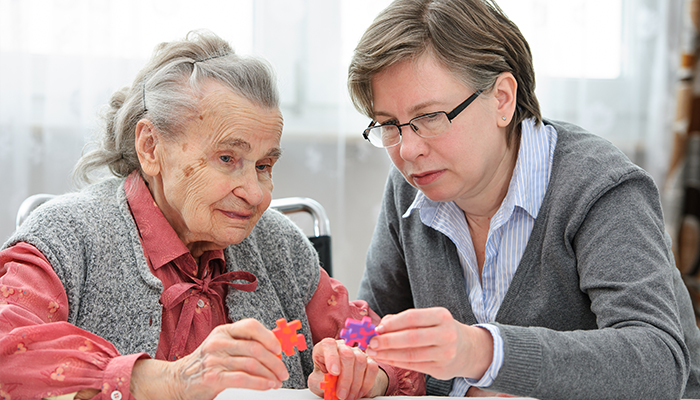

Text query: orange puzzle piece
(272, 318), (308, 357)
(320, 373), (339, 400)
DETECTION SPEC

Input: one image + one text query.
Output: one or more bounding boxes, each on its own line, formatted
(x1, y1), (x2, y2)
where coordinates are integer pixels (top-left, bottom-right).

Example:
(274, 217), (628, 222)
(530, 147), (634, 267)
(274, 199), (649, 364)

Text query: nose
(398, 125), (427, 161)
(232, 167), (264, 206)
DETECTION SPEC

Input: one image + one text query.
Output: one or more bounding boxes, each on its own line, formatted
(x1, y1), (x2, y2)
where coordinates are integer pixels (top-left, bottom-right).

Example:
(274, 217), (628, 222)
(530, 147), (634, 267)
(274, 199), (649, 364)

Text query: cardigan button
(197, 299), (205, 308)
(111, 390), (122, 400)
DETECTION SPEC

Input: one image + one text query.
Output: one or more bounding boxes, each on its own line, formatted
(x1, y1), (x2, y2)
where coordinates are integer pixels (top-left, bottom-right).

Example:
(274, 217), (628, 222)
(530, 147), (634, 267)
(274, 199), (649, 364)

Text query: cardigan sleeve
(305, 268), (425, 396)
(0, 242), (149, 400)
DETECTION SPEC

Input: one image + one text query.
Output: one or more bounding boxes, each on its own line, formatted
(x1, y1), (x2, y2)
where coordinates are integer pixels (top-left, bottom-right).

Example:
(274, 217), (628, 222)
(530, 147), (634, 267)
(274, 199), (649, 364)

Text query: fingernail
(374, 325), (384, 334)
(331, 364), (340, 375)
(337, 389), (348, 399)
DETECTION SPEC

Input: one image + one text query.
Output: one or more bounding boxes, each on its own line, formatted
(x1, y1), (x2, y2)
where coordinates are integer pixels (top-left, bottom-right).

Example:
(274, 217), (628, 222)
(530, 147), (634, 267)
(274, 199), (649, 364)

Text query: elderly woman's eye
(256, 164), (271, 171)
(219, 155), (233, 163)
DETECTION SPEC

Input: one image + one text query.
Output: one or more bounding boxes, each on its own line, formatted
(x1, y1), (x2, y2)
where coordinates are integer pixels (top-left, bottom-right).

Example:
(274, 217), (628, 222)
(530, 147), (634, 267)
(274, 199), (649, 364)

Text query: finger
(335, 345), (358, 399)
(467, 386), (497, 396)
(347, 348), (368, 400)
(307, 370), (325, 398)
(217, 354), (286, 383)
(313, 338), (342, 375)
(359, 356), (379, 398)
(370, 340), (457, 365)
(207, 324), (289, 382)
(375, 307), (451, 334)
(227, 340), (289, 382)
(217, 370), (282, 391)
(370, 325), (445, 353)
(222, 319), (282, 355)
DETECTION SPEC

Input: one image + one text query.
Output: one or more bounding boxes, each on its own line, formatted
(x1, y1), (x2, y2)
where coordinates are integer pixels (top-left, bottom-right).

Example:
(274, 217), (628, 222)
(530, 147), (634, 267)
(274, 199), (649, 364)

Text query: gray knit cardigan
(3, 178), (320, 388)
(358, 120), (700, 399)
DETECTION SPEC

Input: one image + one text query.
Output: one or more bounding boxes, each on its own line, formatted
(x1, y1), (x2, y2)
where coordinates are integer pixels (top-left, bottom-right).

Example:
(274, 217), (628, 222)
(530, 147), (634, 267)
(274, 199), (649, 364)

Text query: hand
(365, 307), (493, 381)
(130, 318), (289, 400)
(308, 338), (388, 400)
(466, 386), (515, 397)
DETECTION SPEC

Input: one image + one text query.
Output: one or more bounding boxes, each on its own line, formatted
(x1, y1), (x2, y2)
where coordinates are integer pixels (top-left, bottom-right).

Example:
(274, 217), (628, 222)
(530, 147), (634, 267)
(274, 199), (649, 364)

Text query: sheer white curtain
(499, 0), (686, 241)
(0, 0), (685, 298)
(499, 0), (684, 184)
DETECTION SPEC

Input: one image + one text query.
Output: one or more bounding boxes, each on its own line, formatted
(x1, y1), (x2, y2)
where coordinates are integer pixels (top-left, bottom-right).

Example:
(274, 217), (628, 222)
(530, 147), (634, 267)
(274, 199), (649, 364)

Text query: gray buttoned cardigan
(5, 179), (320, 389)
(359, 120), (700, 399)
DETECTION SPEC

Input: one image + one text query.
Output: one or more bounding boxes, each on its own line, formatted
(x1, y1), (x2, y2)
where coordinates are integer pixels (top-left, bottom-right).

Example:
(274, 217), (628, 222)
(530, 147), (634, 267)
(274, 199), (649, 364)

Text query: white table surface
(214, 388), (535, 399)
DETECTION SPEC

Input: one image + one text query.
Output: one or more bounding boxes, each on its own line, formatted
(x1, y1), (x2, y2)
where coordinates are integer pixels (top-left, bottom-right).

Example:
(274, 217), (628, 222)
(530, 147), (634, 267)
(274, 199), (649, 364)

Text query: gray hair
(73, 30), (280, 185)
(348, 0), (541, 147)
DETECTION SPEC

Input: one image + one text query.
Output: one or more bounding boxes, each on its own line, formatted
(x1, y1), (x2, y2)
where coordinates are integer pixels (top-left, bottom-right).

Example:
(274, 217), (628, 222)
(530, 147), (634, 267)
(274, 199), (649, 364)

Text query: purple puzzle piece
(340, 316), (377, 351)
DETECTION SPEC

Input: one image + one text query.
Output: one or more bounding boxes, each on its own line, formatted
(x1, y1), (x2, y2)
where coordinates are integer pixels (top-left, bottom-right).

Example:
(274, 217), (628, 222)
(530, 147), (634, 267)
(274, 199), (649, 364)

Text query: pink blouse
(0, 173), (424, 399)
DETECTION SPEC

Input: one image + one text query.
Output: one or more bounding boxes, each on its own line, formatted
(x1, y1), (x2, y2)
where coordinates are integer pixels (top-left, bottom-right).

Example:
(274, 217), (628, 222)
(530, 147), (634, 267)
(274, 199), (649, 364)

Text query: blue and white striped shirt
(402, 119), (557, 395)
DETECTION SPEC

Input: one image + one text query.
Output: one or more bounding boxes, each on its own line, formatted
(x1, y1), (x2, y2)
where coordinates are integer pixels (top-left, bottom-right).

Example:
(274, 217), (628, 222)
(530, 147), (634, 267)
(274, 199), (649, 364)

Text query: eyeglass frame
(362, 89), (484, 148)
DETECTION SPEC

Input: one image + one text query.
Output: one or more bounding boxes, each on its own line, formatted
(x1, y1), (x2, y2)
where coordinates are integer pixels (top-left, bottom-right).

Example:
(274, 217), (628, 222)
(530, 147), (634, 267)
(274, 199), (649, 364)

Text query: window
(499, 0), (623, 79)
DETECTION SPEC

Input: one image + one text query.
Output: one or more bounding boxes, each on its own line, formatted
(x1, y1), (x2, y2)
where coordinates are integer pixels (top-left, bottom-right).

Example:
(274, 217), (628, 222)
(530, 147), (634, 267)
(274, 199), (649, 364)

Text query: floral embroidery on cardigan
(1, 286), (14, 298)
(327, 294), (337, 306)
(14, 343), (27, 354)
(50, 367), (66, 381)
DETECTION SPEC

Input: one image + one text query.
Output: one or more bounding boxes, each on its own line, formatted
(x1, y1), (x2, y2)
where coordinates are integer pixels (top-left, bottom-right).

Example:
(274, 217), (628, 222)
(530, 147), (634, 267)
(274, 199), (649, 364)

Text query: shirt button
(197, 299), (205, 308)
(111, 391), (122, 400)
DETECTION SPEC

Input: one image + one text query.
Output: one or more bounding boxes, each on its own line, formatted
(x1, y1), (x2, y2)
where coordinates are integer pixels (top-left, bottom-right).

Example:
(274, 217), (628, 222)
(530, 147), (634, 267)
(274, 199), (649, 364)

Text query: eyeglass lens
(366, 112), (450, 148)
(364, 89), (483, 148)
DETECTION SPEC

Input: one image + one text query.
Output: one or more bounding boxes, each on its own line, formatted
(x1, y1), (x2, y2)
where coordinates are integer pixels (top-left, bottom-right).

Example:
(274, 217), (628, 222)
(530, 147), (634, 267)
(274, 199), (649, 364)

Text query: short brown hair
(348, 0), (541, 146)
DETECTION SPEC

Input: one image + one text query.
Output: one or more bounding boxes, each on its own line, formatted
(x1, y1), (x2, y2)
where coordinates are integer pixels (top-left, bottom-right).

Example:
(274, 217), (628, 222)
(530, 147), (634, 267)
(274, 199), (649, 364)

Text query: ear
(134, 119), (161, 177)
(493, 72), (518, 128)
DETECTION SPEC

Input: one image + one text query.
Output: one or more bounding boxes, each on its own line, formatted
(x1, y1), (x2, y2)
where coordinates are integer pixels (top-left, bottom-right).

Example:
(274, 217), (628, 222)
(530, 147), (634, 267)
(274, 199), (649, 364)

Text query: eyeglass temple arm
(446, 89), (484, 120)
(362, 120), (376, 140)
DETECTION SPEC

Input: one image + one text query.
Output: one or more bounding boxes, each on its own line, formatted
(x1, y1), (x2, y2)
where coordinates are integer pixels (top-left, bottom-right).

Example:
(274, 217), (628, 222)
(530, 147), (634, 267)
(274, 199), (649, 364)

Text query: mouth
(219, 209), (254, 221)
(410, 169), (445, 186)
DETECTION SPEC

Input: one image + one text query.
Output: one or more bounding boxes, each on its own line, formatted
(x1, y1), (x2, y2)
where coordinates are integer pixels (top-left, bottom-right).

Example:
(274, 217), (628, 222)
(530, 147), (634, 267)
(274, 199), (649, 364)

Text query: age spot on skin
(197, 157), (207, 169)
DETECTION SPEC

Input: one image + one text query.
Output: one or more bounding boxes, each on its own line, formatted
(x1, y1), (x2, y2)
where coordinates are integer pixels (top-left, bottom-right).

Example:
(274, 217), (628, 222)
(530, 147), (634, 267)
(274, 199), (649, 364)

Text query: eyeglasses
(362, 89), (484, 148)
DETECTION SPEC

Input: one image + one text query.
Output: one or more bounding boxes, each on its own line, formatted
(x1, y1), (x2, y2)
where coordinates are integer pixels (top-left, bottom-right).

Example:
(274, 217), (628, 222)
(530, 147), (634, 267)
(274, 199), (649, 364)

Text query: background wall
(0, 0), (688, 299)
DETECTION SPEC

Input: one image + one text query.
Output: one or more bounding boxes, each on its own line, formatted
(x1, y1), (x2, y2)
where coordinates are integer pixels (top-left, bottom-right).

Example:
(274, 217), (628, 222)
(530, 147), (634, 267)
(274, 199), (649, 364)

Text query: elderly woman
(348, 0), (700, 399)
(0, 31), (423, 400)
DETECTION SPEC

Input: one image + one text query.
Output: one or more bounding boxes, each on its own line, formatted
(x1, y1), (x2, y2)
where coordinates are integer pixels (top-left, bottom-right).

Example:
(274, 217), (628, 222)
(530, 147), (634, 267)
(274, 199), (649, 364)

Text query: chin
(419, 188), (448, 201)
(223, 228), (254, 246)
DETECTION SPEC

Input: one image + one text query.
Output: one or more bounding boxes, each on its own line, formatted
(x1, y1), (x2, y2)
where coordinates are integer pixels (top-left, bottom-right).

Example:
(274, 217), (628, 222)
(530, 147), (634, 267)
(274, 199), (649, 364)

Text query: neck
(142, 174), (207, 259)
(455, 140), (519, 222)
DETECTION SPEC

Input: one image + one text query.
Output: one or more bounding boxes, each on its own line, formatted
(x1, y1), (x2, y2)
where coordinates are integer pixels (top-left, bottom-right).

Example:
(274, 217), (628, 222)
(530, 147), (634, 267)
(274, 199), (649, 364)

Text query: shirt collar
(511, 118), (555, 219)
(124, 171), (224, 270)
(403, 118), (555, 223)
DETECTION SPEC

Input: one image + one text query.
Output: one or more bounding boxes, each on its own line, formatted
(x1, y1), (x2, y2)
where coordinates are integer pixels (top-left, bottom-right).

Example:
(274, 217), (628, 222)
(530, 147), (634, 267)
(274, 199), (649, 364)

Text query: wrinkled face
(150, 83), (283, 252)
(371, 54), (511, 208)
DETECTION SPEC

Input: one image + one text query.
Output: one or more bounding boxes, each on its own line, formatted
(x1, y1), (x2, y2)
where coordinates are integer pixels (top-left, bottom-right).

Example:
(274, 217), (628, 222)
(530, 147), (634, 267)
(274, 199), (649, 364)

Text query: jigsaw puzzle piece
(272, 318), (308, 357)
(339, 316), (377, 351)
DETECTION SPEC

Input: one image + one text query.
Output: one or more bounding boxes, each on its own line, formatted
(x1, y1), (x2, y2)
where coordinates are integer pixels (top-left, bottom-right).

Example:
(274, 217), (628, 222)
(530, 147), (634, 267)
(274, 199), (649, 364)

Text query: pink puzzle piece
(273, 318), (307, 357)
(339, 316), (377, 351)
(320, 373), (339, 400)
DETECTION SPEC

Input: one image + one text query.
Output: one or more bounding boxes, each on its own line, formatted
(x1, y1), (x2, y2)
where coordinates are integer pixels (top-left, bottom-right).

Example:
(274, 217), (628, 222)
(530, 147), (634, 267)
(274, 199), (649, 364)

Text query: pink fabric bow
(160, 270), (257, 360)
